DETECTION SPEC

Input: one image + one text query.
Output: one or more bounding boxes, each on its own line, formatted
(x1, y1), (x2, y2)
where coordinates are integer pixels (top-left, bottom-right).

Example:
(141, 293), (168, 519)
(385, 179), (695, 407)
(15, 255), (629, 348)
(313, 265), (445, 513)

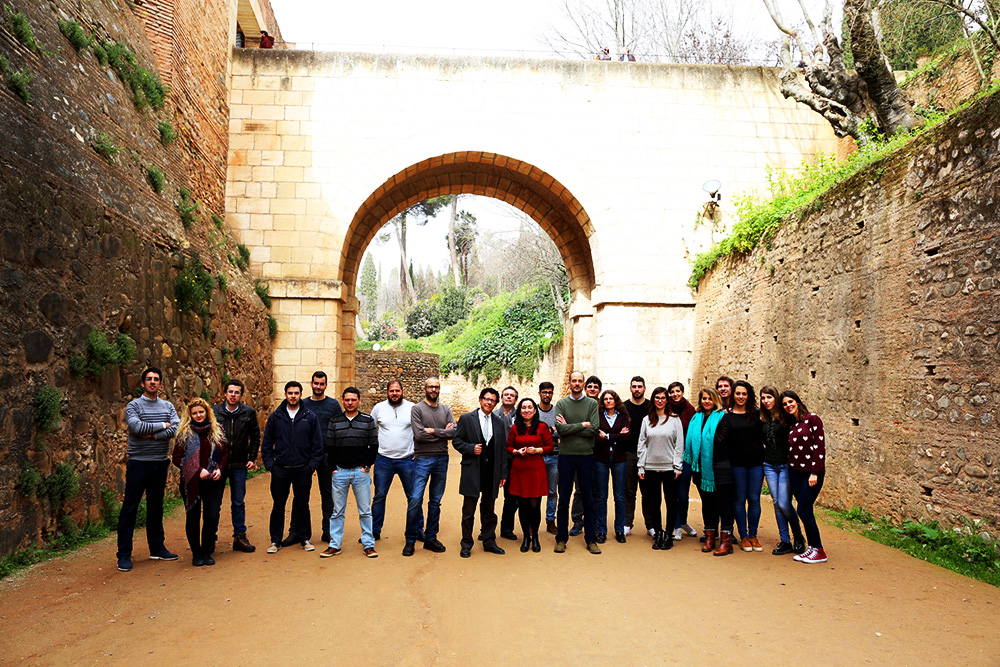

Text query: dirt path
(2, 456), (998, 665)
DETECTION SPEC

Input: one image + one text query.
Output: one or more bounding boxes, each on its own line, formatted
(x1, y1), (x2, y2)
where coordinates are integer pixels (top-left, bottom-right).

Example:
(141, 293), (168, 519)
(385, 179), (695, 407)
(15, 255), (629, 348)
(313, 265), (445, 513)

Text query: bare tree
(762, 0), (923, 146)
(544, 0), (651, 58)
(915, 0), (1000, 51)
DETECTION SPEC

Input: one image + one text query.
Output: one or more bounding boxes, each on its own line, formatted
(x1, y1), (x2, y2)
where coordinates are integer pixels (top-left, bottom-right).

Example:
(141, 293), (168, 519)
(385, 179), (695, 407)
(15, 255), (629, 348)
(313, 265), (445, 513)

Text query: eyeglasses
(426, 385), (440, 389)
(481, 397), (497, 404)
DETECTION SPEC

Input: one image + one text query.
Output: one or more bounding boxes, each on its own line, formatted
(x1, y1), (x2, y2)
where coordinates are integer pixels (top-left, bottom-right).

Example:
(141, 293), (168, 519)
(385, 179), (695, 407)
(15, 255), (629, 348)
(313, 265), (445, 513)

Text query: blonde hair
(697, 388), (723, 414)
(176, 397), (224, 449)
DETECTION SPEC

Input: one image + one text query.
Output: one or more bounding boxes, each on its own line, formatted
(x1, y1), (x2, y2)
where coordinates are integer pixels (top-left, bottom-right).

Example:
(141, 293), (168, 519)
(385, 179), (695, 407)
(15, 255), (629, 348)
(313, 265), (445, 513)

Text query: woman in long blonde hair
(172, 397), (228, 566)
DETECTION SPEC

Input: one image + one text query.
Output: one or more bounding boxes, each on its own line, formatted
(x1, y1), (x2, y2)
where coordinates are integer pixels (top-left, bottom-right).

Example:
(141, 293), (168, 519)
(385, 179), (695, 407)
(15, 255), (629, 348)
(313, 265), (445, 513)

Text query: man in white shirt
(370, 380), (420, 556)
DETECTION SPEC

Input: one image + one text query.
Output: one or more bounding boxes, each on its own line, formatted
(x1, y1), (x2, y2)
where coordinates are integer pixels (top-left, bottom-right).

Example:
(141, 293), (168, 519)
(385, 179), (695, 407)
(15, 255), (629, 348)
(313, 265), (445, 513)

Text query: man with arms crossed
(213, 379), (261, 552)
(409, 377), (456, 553)
(554, 371), (601, 554)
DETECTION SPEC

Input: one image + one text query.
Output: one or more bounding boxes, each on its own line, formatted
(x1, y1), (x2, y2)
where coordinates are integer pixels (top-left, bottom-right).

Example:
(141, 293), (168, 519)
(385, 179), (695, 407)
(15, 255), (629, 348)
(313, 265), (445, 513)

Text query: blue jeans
(225, 467), (248, 536)
(329, 467), (374, 549)
(763, 463), (801, 543)
(410, 455), (448, 542)
(593, 460), (626, 534)
(372, 454), (418, 541)
(543, 454), (559, 522)
(674, 461), (693, 529)
(556, 455), (596, 543)
(732, 465), (764, 539)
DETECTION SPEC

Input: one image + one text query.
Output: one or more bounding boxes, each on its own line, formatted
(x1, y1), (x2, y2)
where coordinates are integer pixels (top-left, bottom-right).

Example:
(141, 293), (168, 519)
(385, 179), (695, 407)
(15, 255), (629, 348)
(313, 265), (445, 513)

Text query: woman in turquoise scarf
(683, 388), (726, 553)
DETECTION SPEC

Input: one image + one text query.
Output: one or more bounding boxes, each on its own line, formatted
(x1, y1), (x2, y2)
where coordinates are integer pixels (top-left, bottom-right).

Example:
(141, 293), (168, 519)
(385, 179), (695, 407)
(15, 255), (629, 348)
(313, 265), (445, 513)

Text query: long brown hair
(759, 385), (785, 424)
(779, 390), (810, 422)
(176, 397), (224, 449)
(647, 386), (669, 426)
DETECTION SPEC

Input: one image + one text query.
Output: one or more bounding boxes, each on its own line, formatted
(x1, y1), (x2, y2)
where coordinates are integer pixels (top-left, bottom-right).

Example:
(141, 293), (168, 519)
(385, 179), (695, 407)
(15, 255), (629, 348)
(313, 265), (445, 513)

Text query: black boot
(652, 529), (663, 550)
(792, 532), (806, 554)
(662, 533), (673, 550)
(520, 535), (531, 553)
(531, 533), (541, 553)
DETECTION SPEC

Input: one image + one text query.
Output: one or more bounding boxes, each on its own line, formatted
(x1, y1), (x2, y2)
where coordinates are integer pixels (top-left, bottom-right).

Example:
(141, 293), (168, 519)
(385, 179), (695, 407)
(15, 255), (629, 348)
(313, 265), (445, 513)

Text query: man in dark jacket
(453, 387), (508, 558)
(261, 381), (324, 554)
(213, 379), (261, 553)
(321, 387), (379, 558)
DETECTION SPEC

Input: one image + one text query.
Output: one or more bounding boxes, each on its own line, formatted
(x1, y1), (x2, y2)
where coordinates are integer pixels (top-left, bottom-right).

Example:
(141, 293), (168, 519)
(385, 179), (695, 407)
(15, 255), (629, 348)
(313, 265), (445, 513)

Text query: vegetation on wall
(102, 39), (166, 110)
(173, 253), (215, 316)
(57, 18), (94, 52)
(68, 328), (137, 378)
(145, 164), (165, 193)
(0, 54), (33, 104)
(176, 186), (199, 228)
(4, 5), (49, 54)
(32, 386), (62, 432)
(157, 120), (176, 145)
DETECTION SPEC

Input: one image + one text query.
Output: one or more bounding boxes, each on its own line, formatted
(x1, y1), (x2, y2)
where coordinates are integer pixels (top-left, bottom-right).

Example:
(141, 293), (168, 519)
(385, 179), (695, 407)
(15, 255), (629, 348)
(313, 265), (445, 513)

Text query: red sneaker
(799, 547), (827, 563)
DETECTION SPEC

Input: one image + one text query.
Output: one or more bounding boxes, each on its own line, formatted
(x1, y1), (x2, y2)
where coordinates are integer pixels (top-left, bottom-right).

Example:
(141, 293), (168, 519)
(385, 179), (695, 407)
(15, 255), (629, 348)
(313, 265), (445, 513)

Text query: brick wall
(690, 93), (1000, 531)
(354, 351), (439, 413)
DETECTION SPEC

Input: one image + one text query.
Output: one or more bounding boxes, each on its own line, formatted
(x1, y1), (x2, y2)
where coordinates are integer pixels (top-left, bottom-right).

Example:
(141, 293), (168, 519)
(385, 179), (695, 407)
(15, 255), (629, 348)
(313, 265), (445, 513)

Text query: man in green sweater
(554, 371), (601, 554)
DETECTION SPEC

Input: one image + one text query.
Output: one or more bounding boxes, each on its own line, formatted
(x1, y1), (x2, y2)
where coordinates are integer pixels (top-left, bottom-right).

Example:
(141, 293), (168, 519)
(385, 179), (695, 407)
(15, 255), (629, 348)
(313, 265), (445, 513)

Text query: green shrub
(157, 120), (176, 145)
(200, 388), (211, 402)
(398, 339), (424, 353)
(69, 329), (136, 378)
(405, 286), (472, 338)
(216, 273), (228, 291)
(4, 6), (45, 53)
(267, 315), (278, 338)
(146, 164), (165, 193)
(201, 319), (212, 340)
(230, 243), (250, 271)
(174, 253), (214, 316)
(57, 19), (94, 51)
(367, 314), (399, 341)
(44, 462), (79, 510)
(176, 186), (199, 228)
(100, 487), (119, 528)
(211, 213), (224, 230)
(92, 131), (120, 162)
(102, 39), (166, 110)
(17, 466), (43, 498)
(0, 55), (33, 104)
(91, 41), (107, 65)
(33, 386), (62, 432)
(254, 279), (271, 308)
(232, 346), (242, 361)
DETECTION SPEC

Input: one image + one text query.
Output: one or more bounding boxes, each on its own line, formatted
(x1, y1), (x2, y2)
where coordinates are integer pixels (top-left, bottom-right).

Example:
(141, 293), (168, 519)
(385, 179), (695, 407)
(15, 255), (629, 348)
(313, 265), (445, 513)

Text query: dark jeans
(789, 469), (825, 548)
(674, 461), (693, 529)
(117, 459), (169, 558)
(625, 451), (641, 528)
(411, 454), (448, 542)
(461, 493), (498, 550)
(316, 459), (333, 537)
(269, 464), (313, 543)
(639, 470), (678, 533)
(185, 478), (225, 556)
(556, 454), (596, 543)
(372, 454), (418, 540)
(701, 481), (735, 534)
(732, 465), (764, 539)
(593, 459), (627, 534)
(225, 467), (248, 536)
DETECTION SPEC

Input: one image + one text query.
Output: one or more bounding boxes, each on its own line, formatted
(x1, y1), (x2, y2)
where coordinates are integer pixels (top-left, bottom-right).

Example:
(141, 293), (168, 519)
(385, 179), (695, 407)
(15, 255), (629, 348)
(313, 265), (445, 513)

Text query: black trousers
(500, 463), (519, 534)
(701, 481), (735, 534)
(116, 459), (169, 558)
(316, 459), (333, 537)
(639, 470), (678, 533)
(269, 464), (313, 543)
(185, 478), (224, 556)
(461, 492), (498, 550)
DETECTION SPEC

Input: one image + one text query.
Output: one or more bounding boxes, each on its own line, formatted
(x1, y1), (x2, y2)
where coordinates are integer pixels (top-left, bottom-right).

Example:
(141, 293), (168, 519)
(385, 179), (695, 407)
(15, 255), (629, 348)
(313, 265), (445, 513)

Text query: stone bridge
(224, 50), (842, 395)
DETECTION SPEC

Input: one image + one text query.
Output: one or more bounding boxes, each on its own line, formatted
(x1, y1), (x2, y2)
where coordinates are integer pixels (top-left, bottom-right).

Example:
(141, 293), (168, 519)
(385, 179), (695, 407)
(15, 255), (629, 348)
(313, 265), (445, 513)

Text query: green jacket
(554, 396), (599, 456)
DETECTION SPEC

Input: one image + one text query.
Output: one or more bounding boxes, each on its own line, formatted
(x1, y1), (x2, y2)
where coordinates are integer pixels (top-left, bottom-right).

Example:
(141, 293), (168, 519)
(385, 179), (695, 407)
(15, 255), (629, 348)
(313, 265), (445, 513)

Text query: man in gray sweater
(116, 367), (180, 572)
(409, 377), (456, 553)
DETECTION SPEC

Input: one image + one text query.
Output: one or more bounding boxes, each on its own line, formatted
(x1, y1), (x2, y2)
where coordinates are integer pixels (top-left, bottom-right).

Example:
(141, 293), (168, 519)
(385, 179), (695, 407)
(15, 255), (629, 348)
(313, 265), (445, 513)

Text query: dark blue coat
(261, 400), (324, 470)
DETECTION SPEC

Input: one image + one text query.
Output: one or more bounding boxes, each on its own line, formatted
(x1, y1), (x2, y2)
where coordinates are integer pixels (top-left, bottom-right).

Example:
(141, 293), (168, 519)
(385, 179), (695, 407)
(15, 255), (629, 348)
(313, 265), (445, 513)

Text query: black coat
(213, 402), (261, 469)
(261, 400), (324, 471)
(453, 409), (508, 498)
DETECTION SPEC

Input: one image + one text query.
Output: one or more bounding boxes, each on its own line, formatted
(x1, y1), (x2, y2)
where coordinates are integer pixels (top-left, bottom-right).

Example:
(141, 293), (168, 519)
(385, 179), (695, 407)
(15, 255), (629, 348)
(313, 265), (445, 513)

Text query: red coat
(506, 425), (554, 497)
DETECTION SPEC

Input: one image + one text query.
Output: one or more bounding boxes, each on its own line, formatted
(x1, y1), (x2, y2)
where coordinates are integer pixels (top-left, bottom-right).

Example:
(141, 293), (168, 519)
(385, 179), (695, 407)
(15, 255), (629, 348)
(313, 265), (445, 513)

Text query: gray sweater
(637, 414), (684, 475)
(126, 395), (179, 461)
(410, 402), (456, 456)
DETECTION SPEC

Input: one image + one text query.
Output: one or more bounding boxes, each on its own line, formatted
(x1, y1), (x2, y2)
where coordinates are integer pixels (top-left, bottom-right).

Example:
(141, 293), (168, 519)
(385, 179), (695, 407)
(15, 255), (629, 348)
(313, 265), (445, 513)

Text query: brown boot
(713, 531), (733, 557)
(702, 529), (717, 553)
(233, 534), (256, 553)
(546, 520), (557, 535)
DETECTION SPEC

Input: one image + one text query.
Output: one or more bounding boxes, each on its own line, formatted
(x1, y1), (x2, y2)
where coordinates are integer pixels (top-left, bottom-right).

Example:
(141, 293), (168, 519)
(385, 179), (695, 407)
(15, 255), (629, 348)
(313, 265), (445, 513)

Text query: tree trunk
(845, 0), (924, 137)
(447, 198), (461, 287)
(395, 212), (415, 304)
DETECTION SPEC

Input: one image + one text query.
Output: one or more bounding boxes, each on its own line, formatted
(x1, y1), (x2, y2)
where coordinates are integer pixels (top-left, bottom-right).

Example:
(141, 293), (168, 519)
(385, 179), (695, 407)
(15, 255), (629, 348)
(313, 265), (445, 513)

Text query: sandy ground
(2, 454), (998, 666)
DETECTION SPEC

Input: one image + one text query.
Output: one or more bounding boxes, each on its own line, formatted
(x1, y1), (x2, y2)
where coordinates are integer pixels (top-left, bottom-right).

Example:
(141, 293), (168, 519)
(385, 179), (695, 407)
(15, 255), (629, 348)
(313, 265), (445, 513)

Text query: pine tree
(359, 253), (378, 319)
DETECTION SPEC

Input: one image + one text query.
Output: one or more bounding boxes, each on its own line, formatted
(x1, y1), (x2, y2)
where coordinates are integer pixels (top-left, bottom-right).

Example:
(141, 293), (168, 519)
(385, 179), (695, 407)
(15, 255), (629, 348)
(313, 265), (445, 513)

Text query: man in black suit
(453, 387), (508, 558)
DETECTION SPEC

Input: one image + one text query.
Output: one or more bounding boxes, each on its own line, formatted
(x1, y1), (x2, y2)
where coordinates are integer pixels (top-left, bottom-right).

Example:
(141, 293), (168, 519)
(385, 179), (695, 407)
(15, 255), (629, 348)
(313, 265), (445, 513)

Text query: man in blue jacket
(261, 381), (324, 554)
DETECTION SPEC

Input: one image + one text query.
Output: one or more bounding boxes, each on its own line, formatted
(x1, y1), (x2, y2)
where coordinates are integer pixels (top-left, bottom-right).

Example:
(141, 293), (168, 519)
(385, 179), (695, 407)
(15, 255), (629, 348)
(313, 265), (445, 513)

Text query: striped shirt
(126, 395), (179, 461)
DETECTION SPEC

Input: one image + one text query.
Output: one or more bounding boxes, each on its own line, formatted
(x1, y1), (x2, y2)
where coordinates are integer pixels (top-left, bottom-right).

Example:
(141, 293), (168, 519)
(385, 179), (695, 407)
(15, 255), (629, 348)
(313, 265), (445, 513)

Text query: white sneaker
(648, 528), (656, 538)
(302, 540), (315, 552)
(682, 523), (698, 537)
(793, 547), (815, 562)
(267, 543), (279, 554)
(672, 528), (683, 541)
(623, 526), (632, 536)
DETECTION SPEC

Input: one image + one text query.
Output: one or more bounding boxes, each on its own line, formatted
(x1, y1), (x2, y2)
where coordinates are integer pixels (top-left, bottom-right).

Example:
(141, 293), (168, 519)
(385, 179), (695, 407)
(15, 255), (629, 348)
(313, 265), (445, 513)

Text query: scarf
(683, 409), (725, 492)
(668, 398), (696, 434)
(179, 421), (216, 511)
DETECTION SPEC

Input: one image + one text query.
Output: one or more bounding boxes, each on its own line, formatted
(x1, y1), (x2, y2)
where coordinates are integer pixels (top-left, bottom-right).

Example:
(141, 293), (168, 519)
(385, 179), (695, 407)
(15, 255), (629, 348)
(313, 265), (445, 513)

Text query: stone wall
(354, 351), (439, 413)
(691, 92), (1000, 530)
(0, 0), (274, 558)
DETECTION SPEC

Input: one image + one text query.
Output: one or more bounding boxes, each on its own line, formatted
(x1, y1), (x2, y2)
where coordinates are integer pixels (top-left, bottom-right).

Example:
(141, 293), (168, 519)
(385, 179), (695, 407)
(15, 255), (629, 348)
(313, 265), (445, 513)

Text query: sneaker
(772, 541), (794, 555)
(321, 546), (342, 557)
(672, 528), (683, 541)
(302, 540), (315, 552)
(364, 547), (379, 558)
(740, 538), (753, 552)
(623, 525), (632, 536)
(267, 543), (280, 554)
(569, 524), (583, 537)
(233, 534), (256, 553)
(799, 547), (827, 564)
(586, 542), (602, 555)
(749, 537), (763, 552)
(149, 549), (179, 561)
(116, 556), (132, 572)
(681, 523), (698, 537)
(793, 547), (816, 562)
(554, 541), (567, 553)
(647, 528), (656, 538)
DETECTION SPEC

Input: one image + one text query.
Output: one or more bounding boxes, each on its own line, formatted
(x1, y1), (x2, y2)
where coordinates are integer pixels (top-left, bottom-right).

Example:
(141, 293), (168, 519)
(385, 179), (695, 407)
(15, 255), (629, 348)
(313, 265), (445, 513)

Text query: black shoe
(615, 532), (626, 543)
(772, 541), (794, 555)
(662, 535), (673, 550)
(483, 543), (505, 555)
(500, 531), (518, 541)
(531, 535), (541, 553)
(117, 556), (132, 572)
(280, 534), (299, 548)
(402, 542), (415, 557)
(596, 533), (607, 544)
(203, 555), (216, 565)
(520, 536), (531, 553)
(569, 524), (583, 537)
(192, 555), (206, 567)
(460, 548), (471, 558)
(149, 549), (179, 561)
(423, 539), (447, 553)
(652, 529), (663, 550)
(792, 536), (807, 554)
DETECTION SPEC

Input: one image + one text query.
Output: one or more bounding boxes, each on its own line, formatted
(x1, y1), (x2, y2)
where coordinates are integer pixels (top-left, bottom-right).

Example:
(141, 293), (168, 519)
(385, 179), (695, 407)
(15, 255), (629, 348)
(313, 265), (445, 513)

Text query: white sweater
(637, 414), (684, 474)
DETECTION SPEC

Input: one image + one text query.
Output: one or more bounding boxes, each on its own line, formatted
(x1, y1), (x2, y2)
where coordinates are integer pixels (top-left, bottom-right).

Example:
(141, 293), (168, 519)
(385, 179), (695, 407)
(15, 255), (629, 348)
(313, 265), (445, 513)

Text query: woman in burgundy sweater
(506, 398), (555, 553)
(172, 397), (228, 566)
(781, 390), (828, 564)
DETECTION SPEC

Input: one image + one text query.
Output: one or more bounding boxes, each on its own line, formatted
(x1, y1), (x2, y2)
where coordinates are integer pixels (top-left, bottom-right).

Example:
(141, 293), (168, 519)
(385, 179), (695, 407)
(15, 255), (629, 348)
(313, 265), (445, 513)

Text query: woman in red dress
(506, 397), (555, 553)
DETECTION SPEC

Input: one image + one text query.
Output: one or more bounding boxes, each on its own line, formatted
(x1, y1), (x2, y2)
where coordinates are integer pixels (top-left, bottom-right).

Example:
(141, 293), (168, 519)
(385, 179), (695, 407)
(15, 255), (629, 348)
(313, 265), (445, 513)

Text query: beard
(389, 396), (403, 406)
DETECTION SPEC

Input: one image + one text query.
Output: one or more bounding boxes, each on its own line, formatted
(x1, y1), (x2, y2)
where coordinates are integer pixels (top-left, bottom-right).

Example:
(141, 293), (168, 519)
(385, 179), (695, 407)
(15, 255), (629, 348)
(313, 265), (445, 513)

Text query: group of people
(595, 46), (636, 61)
(114, 367), (828, 571)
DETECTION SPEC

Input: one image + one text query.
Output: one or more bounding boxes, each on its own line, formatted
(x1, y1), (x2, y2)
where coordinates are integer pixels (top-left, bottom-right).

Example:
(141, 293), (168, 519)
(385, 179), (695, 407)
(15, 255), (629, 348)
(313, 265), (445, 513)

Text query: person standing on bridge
(213, 379), (261, 554)
(305, 371), (343, 545)
(782, 390), (828, 564)
(409, 377), (457, 554)
(259, 30), (275, 49)
(620, 48), (636, 62)
(369, 380), (420, 556)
